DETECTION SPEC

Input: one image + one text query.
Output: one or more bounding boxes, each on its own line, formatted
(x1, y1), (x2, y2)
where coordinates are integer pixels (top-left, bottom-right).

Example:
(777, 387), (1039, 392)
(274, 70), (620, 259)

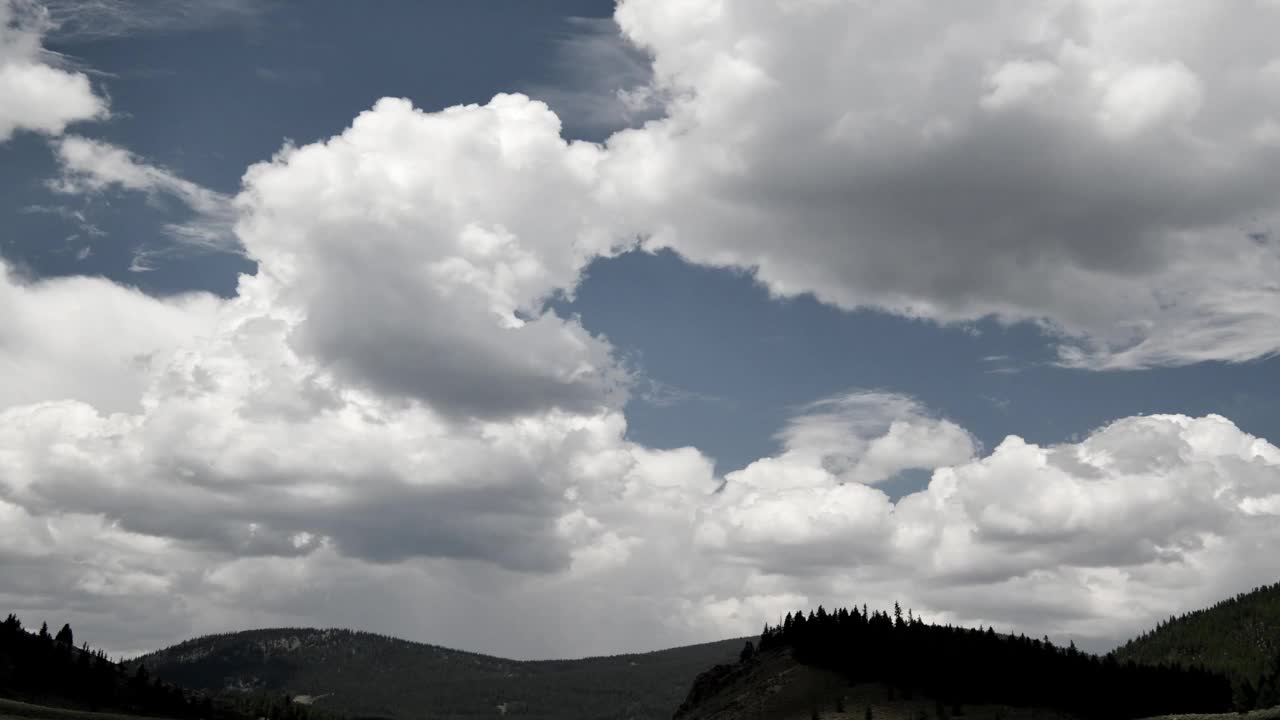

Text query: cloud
(0, 92), (650, 600)
(0, 268), (622, 577)
(19, 203), (106, 238)
(235, 95), (633, 419)
(4, 5), (1280, 661)
(0, 0), (107, 141)
(599, 0), (1280, 369)
(36, 0), (266, 40)
(635, 376), (725, 408)
(771, 392), (978, 486)
(689, 393), (975, 574)
(50, 135), (239, 255)
(0, 261), (221, 413)
(7, 254), (1280, 658)
(694, 405), (1280, 648)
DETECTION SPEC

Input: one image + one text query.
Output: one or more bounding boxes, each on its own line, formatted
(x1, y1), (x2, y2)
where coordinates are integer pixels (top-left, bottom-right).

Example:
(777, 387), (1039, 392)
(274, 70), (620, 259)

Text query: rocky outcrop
(674, 659), (760, 718)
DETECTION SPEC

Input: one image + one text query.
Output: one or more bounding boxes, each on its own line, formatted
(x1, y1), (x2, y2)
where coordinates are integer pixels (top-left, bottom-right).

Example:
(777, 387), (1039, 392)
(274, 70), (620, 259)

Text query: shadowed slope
(134, 628), (744, 720)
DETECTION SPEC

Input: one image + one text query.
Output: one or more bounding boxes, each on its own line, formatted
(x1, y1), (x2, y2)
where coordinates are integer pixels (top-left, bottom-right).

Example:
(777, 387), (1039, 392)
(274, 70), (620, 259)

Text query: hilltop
(674, 603), (1235, 720)
(1113, 581), (1280, 709)
(133, 628), (744, 720)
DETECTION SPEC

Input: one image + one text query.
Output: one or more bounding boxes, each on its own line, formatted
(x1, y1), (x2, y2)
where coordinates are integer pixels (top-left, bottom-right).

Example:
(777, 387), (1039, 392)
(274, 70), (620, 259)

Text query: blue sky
(3, 0), (1280, 660)
(561, 249), (1280, 479)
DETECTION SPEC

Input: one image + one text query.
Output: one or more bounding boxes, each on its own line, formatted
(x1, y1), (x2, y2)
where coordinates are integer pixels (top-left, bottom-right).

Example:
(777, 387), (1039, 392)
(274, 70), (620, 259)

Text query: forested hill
(133, 627), (744, 720)
(0, 613), (312, 720)
(744, 604), (1234, 719)
(1113, 581), (1280, 709)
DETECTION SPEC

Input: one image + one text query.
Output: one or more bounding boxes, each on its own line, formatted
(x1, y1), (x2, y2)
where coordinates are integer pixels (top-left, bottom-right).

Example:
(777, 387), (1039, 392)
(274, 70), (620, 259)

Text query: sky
(2, 0), (1280, 661)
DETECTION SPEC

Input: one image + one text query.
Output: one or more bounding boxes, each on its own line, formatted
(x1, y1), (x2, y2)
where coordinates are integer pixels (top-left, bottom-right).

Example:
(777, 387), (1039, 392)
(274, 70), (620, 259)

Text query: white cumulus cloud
(0, 0), (106, 141)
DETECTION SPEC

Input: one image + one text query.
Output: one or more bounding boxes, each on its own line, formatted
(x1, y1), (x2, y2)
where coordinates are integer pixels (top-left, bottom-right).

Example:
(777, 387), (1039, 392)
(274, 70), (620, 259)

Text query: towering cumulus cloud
(1, 0), (1280, 660)
(235, 95), (632, 419)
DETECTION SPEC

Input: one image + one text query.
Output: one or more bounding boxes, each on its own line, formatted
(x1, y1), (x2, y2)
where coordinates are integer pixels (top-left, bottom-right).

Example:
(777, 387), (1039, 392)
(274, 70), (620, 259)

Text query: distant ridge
(133, 627), (744, 720)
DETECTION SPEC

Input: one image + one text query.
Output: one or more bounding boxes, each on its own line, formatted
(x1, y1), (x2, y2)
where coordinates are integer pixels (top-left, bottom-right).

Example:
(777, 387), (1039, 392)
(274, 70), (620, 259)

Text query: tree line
(1, 613), (326, 720)
(753, 603), (1236, 719)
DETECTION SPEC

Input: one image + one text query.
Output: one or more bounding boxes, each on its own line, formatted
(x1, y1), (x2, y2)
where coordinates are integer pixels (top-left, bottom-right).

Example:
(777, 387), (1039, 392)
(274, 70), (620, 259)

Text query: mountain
(1113, 581), (1280, 708)
(133, 628), (745, 720)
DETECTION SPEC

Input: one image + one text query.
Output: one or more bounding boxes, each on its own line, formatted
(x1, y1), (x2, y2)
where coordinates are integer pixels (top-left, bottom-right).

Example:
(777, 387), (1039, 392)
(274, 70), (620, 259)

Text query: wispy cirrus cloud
(20, 202), (106, 237)
(36, 0), (269, 41)
(49, 135), (240, 260)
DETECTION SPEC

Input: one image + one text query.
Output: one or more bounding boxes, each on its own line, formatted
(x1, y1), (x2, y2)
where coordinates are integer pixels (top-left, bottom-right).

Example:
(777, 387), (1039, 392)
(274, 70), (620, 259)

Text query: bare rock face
(672, 649), (853, 720)
(674, 659), (759, 718)
(673, 650), (1089, 720)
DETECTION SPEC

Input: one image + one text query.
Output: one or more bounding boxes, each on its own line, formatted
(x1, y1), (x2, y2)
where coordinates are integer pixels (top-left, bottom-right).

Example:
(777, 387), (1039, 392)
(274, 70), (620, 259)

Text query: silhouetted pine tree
(0, 610), (334, 720)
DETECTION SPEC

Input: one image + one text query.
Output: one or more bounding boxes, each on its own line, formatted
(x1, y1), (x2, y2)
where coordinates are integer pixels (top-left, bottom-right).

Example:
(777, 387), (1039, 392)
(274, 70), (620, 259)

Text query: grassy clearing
(1141, 710), (1280, 720)
(806, 689), (1280, 720)
(0, 697), (168, 720)
(802, 682), (1077, 720)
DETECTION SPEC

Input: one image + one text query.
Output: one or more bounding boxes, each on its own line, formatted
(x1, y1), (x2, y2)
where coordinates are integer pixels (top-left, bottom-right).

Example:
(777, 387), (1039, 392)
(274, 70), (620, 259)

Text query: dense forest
(755, 603), (1235, 719)
(0, 613), (323, 720)
(1113, 581), (1280, 711)
(135, 627), (745, 720)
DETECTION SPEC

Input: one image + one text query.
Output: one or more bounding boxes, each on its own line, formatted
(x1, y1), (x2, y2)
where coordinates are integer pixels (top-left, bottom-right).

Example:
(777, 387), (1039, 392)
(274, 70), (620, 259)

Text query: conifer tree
(1257, 675), (1279, 709)
(1237, 678), (1258, 711)
(56, 622), (74, 646)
